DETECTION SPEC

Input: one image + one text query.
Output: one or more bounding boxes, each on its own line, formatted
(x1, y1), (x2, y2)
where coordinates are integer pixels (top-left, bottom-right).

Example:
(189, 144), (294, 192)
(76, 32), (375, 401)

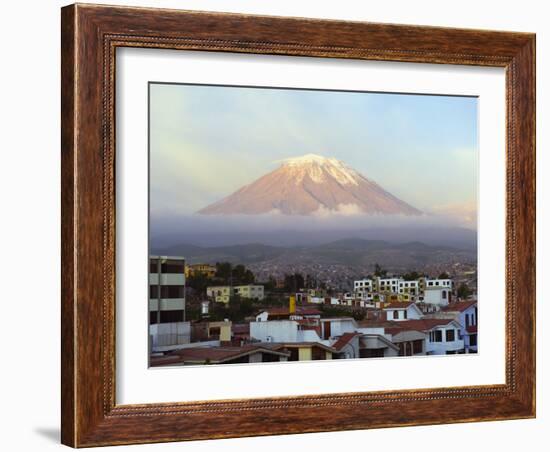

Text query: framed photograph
(61, 3), (535, 447)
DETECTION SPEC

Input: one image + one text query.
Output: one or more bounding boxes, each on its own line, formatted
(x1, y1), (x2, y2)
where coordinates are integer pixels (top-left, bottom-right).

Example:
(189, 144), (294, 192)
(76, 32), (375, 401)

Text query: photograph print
(148, 82), (479, 367)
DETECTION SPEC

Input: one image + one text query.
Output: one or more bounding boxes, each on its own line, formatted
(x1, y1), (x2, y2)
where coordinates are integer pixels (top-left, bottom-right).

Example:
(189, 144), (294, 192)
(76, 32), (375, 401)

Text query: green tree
(187, 271), (210, 294)
(457, 283), (472, 299)
(284, 273), (305, 292)
(403, 271), (420, 281)
(374, 263), (387, 277)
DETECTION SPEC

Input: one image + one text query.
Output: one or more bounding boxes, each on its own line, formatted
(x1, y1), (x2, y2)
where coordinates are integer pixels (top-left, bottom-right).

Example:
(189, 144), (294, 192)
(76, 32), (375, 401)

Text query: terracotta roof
(442, 300), (478, 312)
(259, 306), (321, 317)
(157, 344), (291, 365)
(231, 324), (250, 334)
(397, 318), (456, 331)
(383, 302), (415, 309)
(332, 332), (360, 351)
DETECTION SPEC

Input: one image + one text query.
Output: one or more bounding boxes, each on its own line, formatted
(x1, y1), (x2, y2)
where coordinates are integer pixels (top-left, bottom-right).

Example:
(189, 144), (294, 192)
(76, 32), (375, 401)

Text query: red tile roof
(155, 344), (291, 365)
(383, 302), (415, 309)
(397, 318), (456, 331)
(442, 300), (478, 312)
(332, 332), (360, 351)
(259, 306), (321, 317)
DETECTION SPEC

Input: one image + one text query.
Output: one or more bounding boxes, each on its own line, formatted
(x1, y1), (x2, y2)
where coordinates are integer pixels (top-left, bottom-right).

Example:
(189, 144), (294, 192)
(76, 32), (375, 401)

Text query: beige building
(207, 284), (264, 303)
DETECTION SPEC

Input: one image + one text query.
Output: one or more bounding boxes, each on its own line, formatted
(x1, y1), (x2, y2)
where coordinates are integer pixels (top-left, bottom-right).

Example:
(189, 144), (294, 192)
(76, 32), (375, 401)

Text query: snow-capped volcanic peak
(197, 153), (421, 216)
(281, 153), (360, 186)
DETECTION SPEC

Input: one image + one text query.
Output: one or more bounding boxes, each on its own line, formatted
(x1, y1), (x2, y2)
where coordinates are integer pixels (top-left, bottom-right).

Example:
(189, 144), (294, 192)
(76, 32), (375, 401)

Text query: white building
(423, 286), (452, 306)
(383, 302), (423, 321)
(250, 320), (324, 344)
(376, 277), (402, 294)
(354, 278), (373, 292)
(398, 280), (420, 296)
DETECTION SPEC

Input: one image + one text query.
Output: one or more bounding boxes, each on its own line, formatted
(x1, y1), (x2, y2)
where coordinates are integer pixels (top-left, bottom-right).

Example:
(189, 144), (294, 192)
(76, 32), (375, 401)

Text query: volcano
(197, 154), (421, 216)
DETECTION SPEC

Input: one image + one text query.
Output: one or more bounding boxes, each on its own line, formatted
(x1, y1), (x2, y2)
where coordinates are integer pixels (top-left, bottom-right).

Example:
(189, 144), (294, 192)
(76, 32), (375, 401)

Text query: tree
(403, 271), (420, 281)
(438, 272), (450, 279)
(374, 263), (387, 277)
(284, 273), (305, 292)
(457, 283), (472, 299)
(186, 272), (210, 294)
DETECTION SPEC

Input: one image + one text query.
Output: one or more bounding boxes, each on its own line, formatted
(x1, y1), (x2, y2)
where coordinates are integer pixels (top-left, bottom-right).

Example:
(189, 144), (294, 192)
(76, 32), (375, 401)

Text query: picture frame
(61, 3), (535, 447)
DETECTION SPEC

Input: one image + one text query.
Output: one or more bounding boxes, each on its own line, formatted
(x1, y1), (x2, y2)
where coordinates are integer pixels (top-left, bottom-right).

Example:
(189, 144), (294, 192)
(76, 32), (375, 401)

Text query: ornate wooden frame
(61, 3), (536, 447)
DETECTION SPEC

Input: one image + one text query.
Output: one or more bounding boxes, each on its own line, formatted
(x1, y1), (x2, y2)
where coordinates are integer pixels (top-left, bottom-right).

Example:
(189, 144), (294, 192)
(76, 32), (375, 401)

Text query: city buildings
(149, 256), (478, 366)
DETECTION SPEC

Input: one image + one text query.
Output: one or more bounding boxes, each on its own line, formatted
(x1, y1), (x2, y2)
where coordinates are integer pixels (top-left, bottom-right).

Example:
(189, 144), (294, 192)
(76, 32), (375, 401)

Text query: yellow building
(185, 263), (217, 279)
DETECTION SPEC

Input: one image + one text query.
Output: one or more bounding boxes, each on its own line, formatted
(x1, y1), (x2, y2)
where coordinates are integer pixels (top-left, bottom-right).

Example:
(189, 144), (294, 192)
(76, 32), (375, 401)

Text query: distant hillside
(153, 238), (475, 269)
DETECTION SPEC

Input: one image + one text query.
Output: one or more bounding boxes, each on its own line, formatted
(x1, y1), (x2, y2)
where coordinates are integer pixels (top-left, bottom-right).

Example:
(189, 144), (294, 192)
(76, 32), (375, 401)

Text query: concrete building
(149, 255), (186, 324)
(149, 256), (189, 352)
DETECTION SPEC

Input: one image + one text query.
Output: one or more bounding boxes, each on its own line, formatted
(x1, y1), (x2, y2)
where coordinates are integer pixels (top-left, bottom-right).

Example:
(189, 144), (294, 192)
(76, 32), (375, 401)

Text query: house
(423, 286), (452, 306)
(442, 300), (478, 353)
(382, 302), (423, 321)
(319, 317), (357, 340)
(273, 342), (336, 361)
(191, 319), (232, 343)
(250, 320), (323, 344)
(330, 328), (400, 359)
(332, 332), (362, 359)
(384, 325), (427, 356)
(255, 306), (321, 322)
(398, 319), (464, 355)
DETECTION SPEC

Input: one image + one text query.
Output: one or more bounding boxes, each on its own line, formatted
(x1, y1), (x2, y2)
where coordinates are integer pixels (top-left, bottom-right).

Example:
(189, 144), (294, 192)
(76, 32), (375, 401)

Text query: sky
(149, 82), (478, 232)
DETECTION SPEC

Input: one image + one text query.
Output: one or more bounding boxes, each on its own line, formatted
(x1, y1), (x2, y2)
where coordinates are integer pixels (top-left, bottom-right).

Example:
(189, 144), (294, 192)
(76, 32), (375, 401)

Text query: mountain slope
(197, 154), (421, 216)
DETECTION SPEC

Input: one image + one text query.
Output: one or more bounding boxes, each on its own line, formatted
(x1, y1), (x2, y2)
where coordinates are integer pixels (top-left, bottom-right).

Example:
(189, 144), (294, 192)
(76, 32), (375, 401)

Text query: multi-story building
(149, 256), (189, 350)
(374, 277), (402, 294)
(149, 255), (186, 324)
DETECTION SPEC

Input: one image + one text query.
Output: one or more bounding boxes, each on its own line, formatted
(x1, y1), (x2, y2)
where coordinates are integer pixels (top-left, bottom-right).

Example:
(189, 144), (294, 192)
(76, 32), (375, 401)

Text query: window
(412, 340), (423, 354)
(470, 334), (478, 346)
(160, 285), (185, 298)
(446, 329), (455, 342)
(434, 330), (442, 342)
(161, 260), (185, 274)
(393, 311), (399, 319)
(466, 314), (470, 327)
(404, 310), (408, 319)
(442, 290), (447, 299)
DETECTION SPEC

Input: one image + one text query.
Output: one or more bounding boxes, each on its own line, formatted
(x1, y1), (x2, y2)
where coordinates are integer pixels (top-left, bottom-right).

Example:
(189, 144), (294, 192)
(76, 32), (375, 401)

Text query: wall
(0, 0), (546, 451)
